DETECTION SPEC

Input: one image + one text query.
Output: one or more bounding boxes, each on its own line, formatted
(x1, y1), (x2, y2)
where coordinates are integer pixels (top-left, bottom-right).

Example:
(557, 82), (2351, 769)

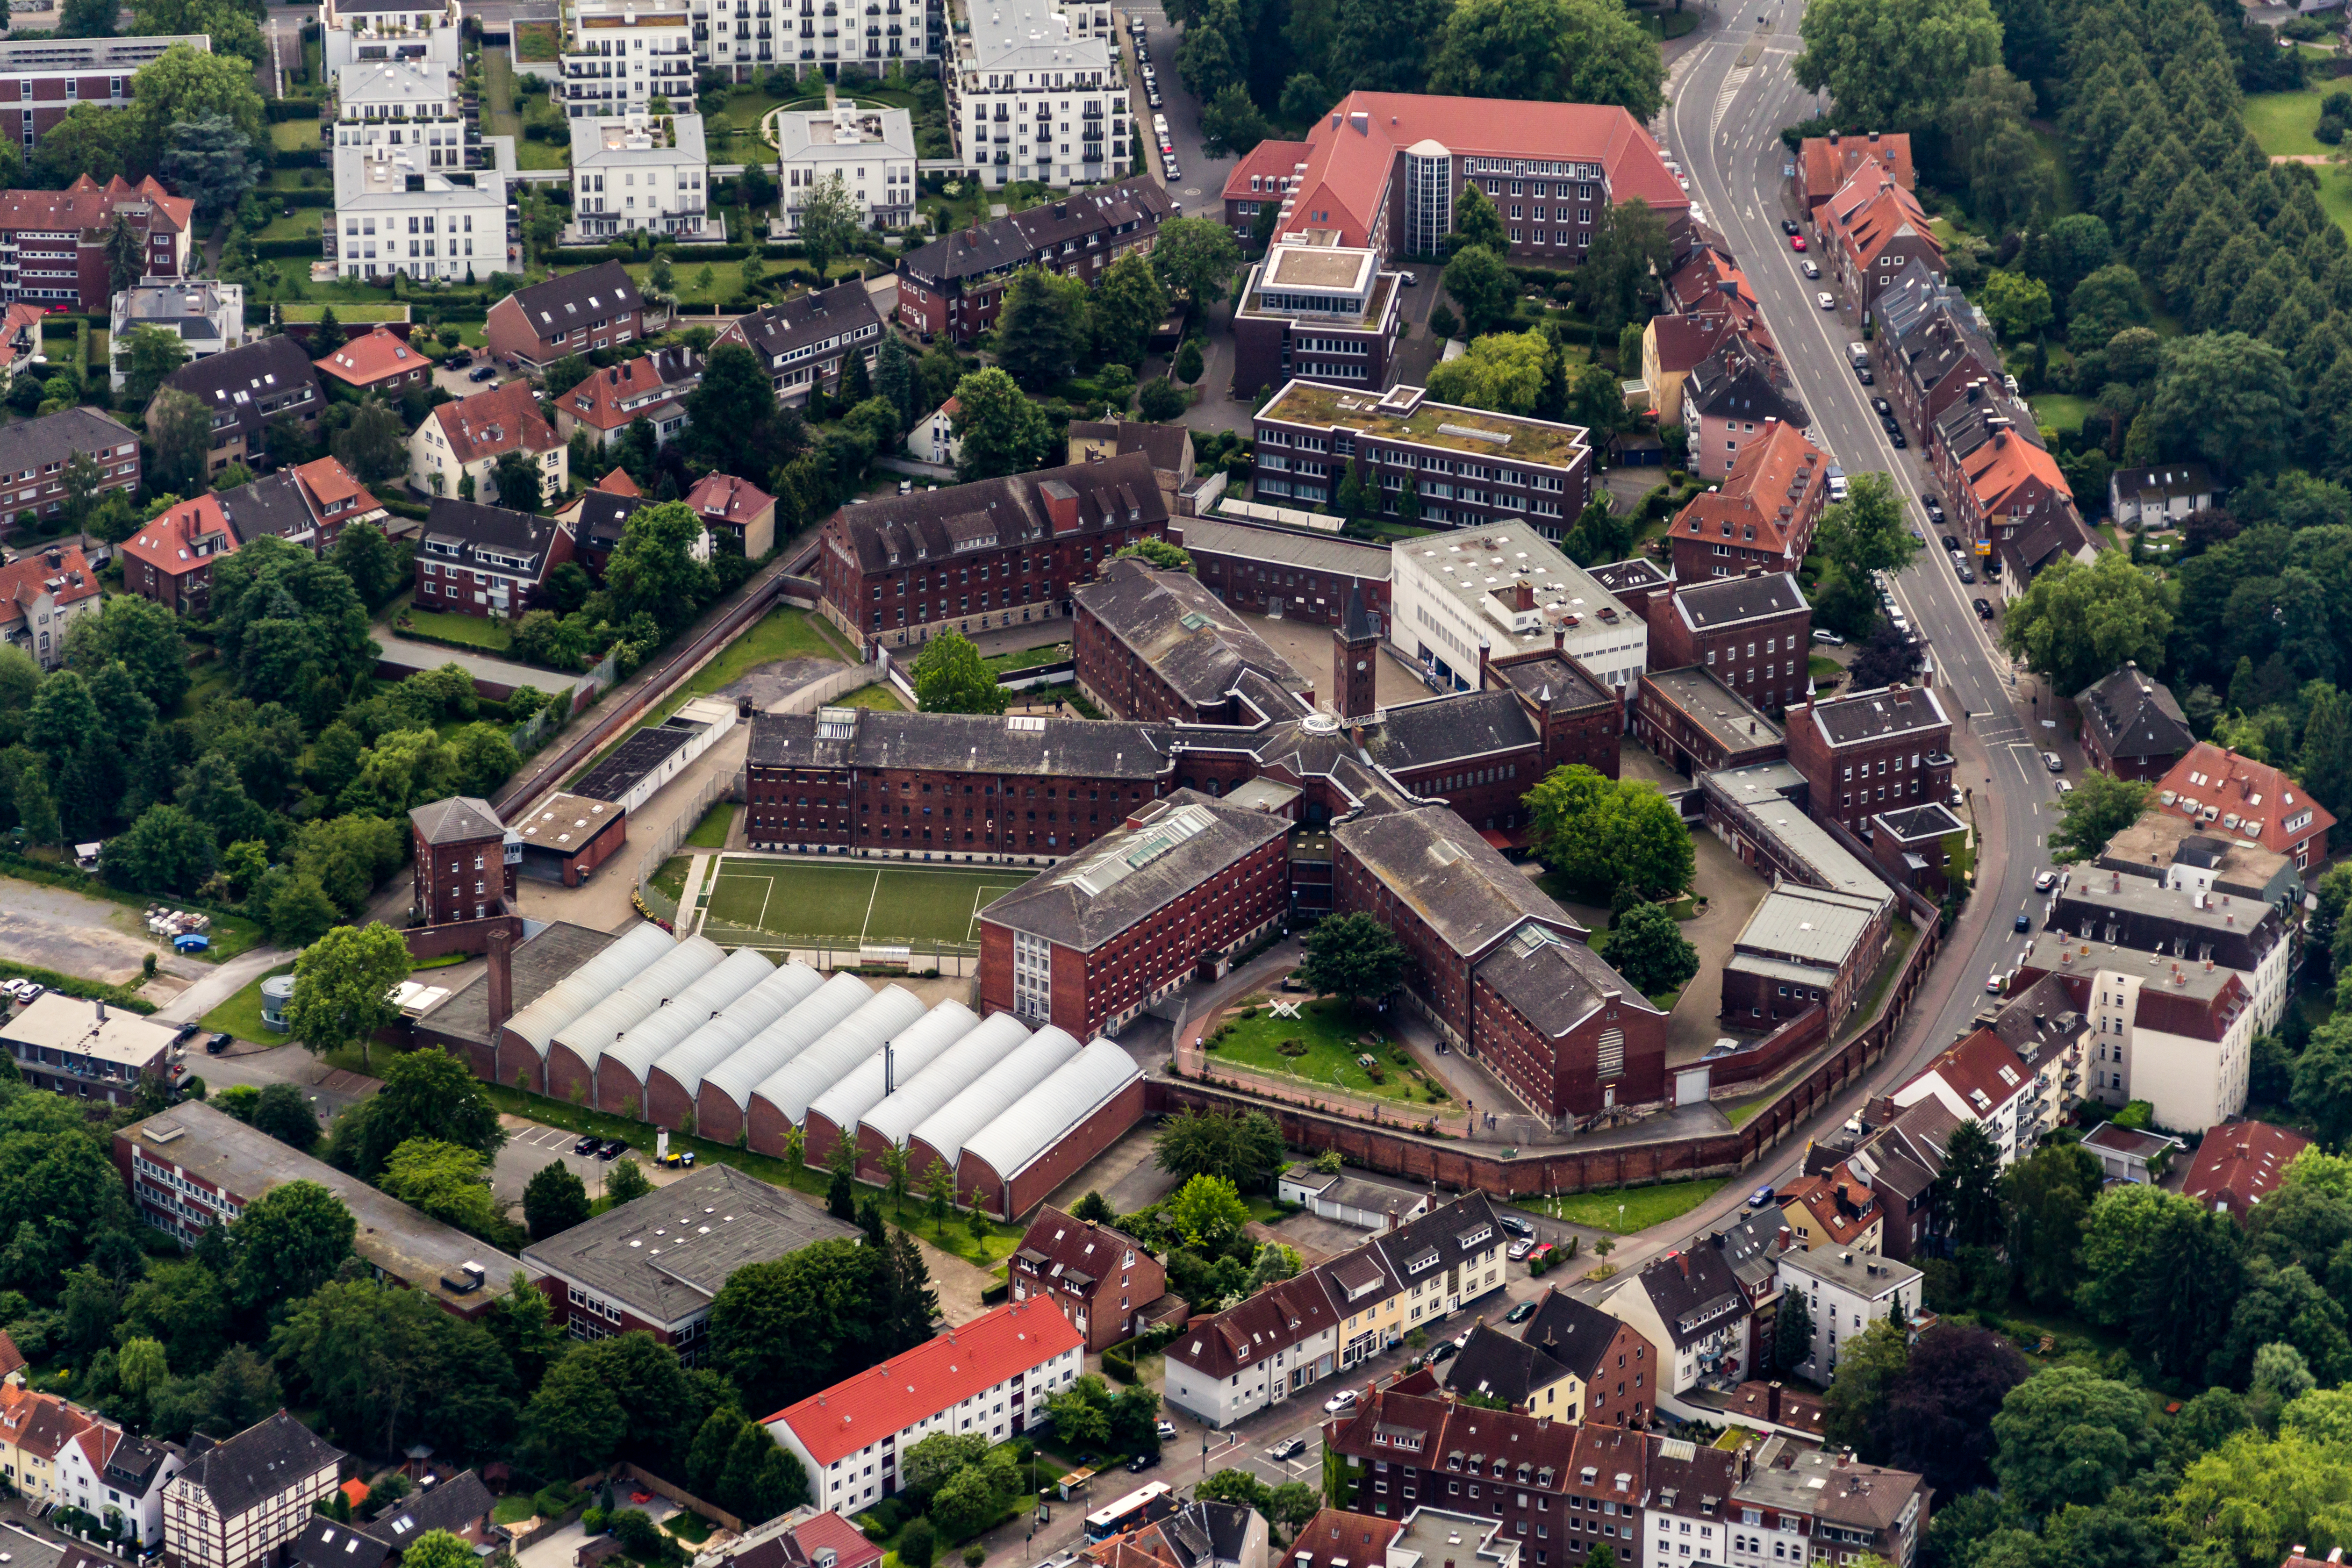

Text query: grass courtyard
(2246, 87), (2338, 157)
(700, 858), (1033, 950)
(1517, 1177), (1727, 1235)
(401, 608), (515, 653)
(1201, 997), (1455, 1106)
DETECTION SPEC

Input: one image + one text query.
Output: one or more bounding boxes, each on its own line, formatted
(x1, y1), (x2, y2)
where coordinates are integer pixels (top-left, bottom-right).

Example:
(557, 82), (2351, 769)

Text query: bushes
(531, 1483), (579, 1520)
(898, 1519), (937, 1568)
(1103, 1339), (1139, 1383)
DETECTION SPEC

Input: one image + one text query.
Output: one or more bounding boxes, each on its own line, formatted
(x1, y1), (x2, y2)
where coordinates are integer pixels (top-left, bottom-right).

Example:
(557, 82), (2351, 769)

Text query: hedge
(273, 189), (335, 210)
(1103, 1339), (1138, 1383)
(249, 239), (326, 260)
(0, 960), (156, 1014)
(378, 493), (432, 521)
(267, 98), (327, 122)
(275, 148), (324, 169)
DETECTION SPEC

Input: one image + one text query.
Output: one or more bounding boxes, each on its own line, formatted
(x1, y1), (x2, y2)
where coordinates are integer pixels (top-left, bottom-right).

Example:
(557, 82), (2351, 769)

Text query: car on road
(1880, 414), (1899, 433)
(1127, 1451), (1160, 1473)
(1748, 1184), (1777, 1207)
(2055, 778), (2074, 795)
(1164, 161), (1181, 178)
(1974, 597), (1994, 619)
(1506, 1299), (1538, 1324)
(1155, 1421), (1178, 1441)
(1508, 1237), (1536, 1260)
(574, 1134), (602, 1155)
(1872, 397), (1891, 415)
(205, 1032), (231, 1053)
(1792, 235), (1807, 251)
(1268, 1438), (1308, 1461)
(2036, 870), (2059, 891)
(468, 365), (497, 382)
(1890, 429), (1907, 448)
(2015, 910), (2032, 931)
(1856, 366), (1874, 383)
(1953, 561), (1972, 580)
(2044, 751), (2064, 773)
(1324, 1389), (1361, 1415)
(1147, 90), (1162, 107)
(1780, 218), (1799, 235)
(1810, 629), (1845, 645)
(598, 1138), (627, 1160)
(1924, 496), (1946, 521)
(1497, 1212), (1533, 1238)
(1816, 291), (1834, 308)
(1801, 259), (1821, 279)
(1941, 533), (1961, 552)
(1987, 972), (2006, 994)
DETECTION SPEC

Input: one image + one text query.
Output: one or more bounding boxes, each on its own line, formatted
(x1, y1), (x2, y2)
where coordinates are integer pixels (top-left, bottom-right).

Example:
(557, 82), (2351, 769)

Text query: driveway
(1663, 829), (1771, 1066)
(377, 635), (597, 697)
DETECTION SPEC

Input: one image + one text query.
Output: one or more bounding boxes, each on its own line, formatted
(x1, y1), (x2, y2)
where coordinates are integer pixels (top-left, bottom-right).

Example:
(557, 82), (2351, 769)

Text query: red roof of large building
(0, 544), (97, 637)
(1670, 418), (1825, 561)
(316, 325), (431, 389)
(2155, 742), (2338, 861)
(1220, 138), (1314, 211)
(1799, 132), (1914, 207)
(1893, 1028), (2035, 1126)
(766, 1300), (1083, 1465)
(426, 380), (561, 464)
(122, 494), (236, 580)
(1289, 1511), (1405, 1568)
(2182, 1119), (2312, 1220)
(0, 175), (193, 238)
(1822, 164), (1941, 272)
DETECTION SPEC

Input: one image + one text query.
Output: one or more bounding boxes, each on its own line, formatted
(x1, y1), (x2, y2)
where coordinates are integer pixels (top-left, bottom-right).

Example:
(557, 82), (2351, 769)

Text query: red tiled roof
(559, 355), (690, 432)
(687, 472), (775, 527)
(1667, 247), (1758, 322)
(785, 1511), (883, 1568)
(767, 1301), (1083, 1465)
(1895, 1028), (2034, 1123)
(122, 494), (236, 580)
(1961, 426), (2071, 516)
(1289, 1511), (1404, 1568)
(0, 175), (192, 238)
(2182, 1120), (2312, 1219)
(316, 325), (430, 388)
(596, 467), (641, 496)
(429, 380), (561, 465)
(0, 303), (46, 376)
(292, 455), (379, 521)
(1800, 133), (1914, 206)
(1219, 139), (1315, 206)
(1649, 312), (1750, 377)
(0, 1383), (93, 1462)
(2156, 743), (2338, 859)
(0, 1331), (23, 1383)
(1823, 165), (1940, 272)
(0, 544), (98, 635)
(1777, 1163), (1879, 1247)
(1670, 418), (1824, 559)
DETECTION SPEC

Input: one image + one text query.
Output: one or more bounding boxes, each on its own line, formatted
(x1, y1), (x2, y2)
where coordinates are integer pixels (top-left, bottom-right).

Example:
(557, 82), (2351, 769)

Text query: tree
(2295, 1016), (2352, 1147)
(1115, 539), (1194, 573)
(1773, 1289), (1813, 1374)
(492, 449), (548, 511)
(1575, 200), (1674, 333)
(308, 307), (348, 358)
(994, 267), (1082, 392)
(1882, 1324), (2031, 1492)
(796, 171), (862, 281)
(524, 1161), (592, 1241)
(1154, 1108), (1286, 1191)
(2069, 265), (2150, 354)
(1441, 246), (1515, 339)
(119, 326), (190, 408)
(1453, 182), (1506, 254)
(2000, 550), (2176, 693)
(1791, 0), (2001, 132)
(99, 803), (216, 894)
(58, 0), (115, 36)
(329, 523), (406, 610)
(331, 1046), (506, 1182)
(1199, 83), (1269, 158)
(1297, 912), (1405, 1009)
(606, 501), (717, 638)
(1937, 1120), (2004, 1249)
(2140, 332), (2298, 481)
(1165, 1174), (1251, 1249)
(874, 333), (916, 432)
(225, 1180), (354, 1309)
(1818, 472), (1920, 581)
(1604, 903), (1699, 998)
(145, 388), (212, 497)
(606, 1157), (653, 1204)
(1137, 377), (1187, 422)
(1991, 1366), (2155, 1516)
(951, 367), (1053, 481)
(1424, 331), (1551, 415)
(1149, 217), (1243, 304)
(911, 630), (1010, 715)
(1428, 0), (1663, 116)
(126, 44), (263, 174)
(332, 397), (410, 487)
(1091, 251), (1172, 365)
(287, 923), (411, 1072)
(707, 1239), (906, 1415)
(397, 1533), (475, 1568)
(2002, 1143), (2102, 1309)
(251, 1083), (319, 1152)
(65, 594), (189, 712)
(1525, 764), (1693, 900)
(380, 1139), (518, 1247)
(1822, 1319), (1908, 1449)
(1978, 270), (2055, 343)
(2166, 1427), (2352, 1568)
(2214, 1259), (2352, 1389)
(2048, 772), (2154, 863)
(160, 113), (258, 221)
(519, 1331), (703, 1478)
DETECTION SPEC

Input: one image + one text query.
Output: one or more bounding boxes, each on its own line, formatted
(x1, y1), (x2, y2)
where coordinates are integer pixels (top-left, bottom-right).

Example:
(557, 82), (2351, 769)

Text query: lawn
(2246, 88), (2340, 156)
(1807, 653), (1844, 687)
(2315, 162), (2352, 245)
(648, 854), (689, 903)
(840, 683), (906, 711)
(271, 118), (323, 153)
(985, 641), (1072, 674)
(618, 258), (872, 308)
(400, 608), (515, 653)
(582, 604), (850, 775)
(514, 19), (560, 59)
(683, 801), (737, 849)
(2029, 393), (2092, 436)
(1517, 1177), (1727, 1235)
(2027, 127), (2078, 218)
(200, 966), (294, 1045)
(701, 858), (1031, 947)
(491, 1496), (538, 1528)
(255, 210), (325, 245)
(280, 303), (411, 323)
(1202, 996), (1456, 1106)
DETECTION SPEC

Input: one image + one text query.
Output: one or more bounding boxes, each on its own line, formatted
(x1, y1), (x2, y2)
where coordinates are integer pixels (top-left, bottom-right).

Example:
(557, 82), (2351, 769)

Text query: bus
(1084, 1482), (1174, 1540)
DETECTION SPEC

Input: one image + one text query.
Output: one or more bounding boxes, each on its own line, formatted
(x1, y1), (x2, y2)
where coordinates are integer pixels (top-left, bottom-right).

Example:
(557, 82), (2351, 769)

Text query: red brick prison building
(977, 790), (1290, 1038)
(817, 451), (1169, 653)
(1642, 570), (1812, 717)
(407, 795), (515, 926)
(1635, 666), (1786, 778)
(896, 178), (1171, 345)
(1074, 557), (1314, 725)
(1333, 793), (1666, 1118)
(1786, 682), (1954, 836)
(1170, 515), (1392, 629)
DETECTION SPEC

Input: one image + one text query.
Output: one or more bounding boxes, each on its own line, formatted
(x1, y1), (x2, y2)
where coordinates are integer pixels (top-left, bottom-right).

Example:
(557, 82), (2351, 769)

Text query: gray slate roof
(1444, 1321), (1568, 1408)
(899, 177), (1170, 287)
(1073, 557), (1305, 710)
(1366, 689), (1541, 772)
(750, 706), (1176, 780)
(156, 335), (322, 445)
(416, 920), (619, 1049)
(1671, 571), (1807, 631)
(2074, 662), (2194, 763)
(409, 795), (504, 845)
(725, 281), (882, 366)
(1806, 683), (1948, 748)
(572, 488), (645, 552)
(1370, 1192), (1504, 1284)
(1632, 1246), (1747, 1349)
(0, 406), (138, 480)
(977, 790), (1288, 951)
(290, 1519), (393, 1568)
(520, 1163), (861, 1327)
(1519, 1289), (1628, 1380)
(832, 451), (1166, 576)
(1473, 918), (1660, 1038)
(369, 1468), (496, 1545)
(1170, 516), (1391, 580)
(217, 467), (324, 548)
(1490, 651), (1612, 716)
(1330, 796), (1586, 960)
(506, 260), (640, 344)
(176, 1412), (345, 1522)
(422, 499), (569, 575)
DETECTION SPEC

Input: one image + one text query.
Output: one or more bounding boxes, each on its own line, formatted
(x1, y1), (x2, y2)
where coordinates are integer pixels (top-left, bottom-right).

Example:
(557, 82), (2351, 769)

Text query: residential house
(696, 1511), (884, 1568)
(714, 281), (885, 408)
(1985, 971), (2090, 1138)
(1680, 336), (1806, 479)
(1888, 1028), (2046, 1164)
(688, 472), (776, 559)
(1774, 1165), (1882, 1254)
(1664, 245), (1763, 332)
(1703, 1209), (1797, 1353)
(412, 499), (576, 620)
(0, 1383), (93, 1511)
(0, 991), (179, 1106)
(1730, 1436), (1928, 1568)
(1931, 397), (2092, 592)
(1603, 1245), (1748, 1396)
(330, 136), (513, 284)
(2155, 742), (2336, 871)
(0, 302), (46, 380)
(485, 261), (652, 372)
(2181, 1119), (2313, 1220)
(153, 335), (325, 476)
(1498, 1288), (1657, 1425)
(0, 175), (195, 311)
(57, 1424), (182, 1550)
(1877, 286), (2001, 458)
(1808, 1095), (1957, 1263)
(907, 398), (961, 467)
(2051, 865), (2290, 1032)
(947, 0), (1120, 190)
(121, 493), (237, 615)
(898, 179), (1167, 343)
(1818, 162), (1942, 312)
(0, 544), (98, 669)
(1162, 1270), (1344, 1429)
(109, 279), (244, 391)
(1667, 420), (1827, 582)
(409, 380), (568, 505)
(561, 469), (645, 579)
(1008, 1205), (1168, 1352)
(551, 346), (701, 449)
(160, 1411), (346, 1568)
(566, 115), (718, 242)
(775, 102), (919, 234)
(322, 0), (462, 78)
(0, 406), (140, 531)
(315, 325), (435, 395)
(216, 456), (387, 557)
(2109, 463), (2216, 530)
(554, 0), (697, 119)
(2074, 662), (2195, 782)
(1798, 131), (1913, 219)
(1772, 1248), (1921, 1384)
(2010, 927), (2255, 1133)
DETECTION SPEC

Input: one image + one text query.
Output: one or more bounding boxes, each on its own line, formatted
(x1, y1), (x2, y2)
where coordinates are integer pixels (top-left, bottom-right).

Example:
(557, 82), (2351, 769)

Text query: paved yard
(0, 876), (210, 986)
(1233, 609), (1441, 710)
(509, 725), (750, 931)
(1663, 828), (1771, 1066)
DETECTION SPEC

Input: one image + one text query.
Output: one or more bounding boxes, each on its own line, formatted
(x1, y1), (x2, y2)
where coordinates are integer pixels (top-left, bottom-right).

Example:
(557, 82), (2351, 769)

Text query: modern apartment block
(559, 0), (698, 118)
(776, 102), (919, 234)
(567, 114), (719, 241)
(1253, 380), (1592, 537)
(1231, 239), (1404, 396)
(331, 137), (514, 282)
(108, 279), (243, 391)
(1383, 518), (1639, 692)
(0, 36), (209, 154)
(320, 0), (463, 78)
(896, 178), (1166, 344)
(948, 0), (1119, 189)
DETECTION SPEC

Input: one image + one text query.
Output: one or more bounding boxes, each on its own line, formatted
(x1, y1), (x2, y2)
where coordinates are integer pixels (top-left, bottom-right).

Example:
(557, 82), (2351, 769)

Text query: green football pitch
(700, 858), (1033, 949)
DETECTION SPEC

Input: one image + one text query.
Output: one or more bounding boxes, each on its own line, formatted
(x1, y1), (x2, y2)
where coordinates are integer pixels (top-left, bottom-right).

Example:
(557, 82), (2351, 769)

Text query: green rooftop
(1261, 379), (1588, 468)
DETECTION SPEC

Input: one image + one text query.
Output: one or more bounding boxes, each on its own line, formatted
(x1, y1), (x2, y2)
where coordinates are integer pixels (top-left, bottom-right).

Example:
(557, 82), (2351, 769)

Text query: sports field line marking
(857, 868), (884, 948)
(964, 881), (1023, 943)
(754, 870), (774, 933)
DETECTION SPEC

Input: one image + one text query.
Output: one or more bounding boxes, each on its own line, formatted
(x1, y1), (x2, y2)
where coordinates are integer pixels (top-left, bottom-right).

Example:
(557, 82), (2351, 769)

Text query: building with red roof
(1798, 130), (1913, 218)
(2186, 1120), (2316, 1221)
(687, 471), (775, 559)
(551, 345), (701, 449)
(0, 175), (193, 311)
(2154, 743), (2336, 871)
(702, 1511), (884, 1568)
(1820, 163), (1943, 310)
(1219, 138), (1313, 243)
(408, 379), (567, 507)
(0, 542), (98, 668)
(762, 1300), (1083, 1511)
(122, 493), (237, 615)
(315, 325), (434, 394)
(1214, 92), (1688, 264)
(1889, 1028), (2046, 1164)
(1668, 418), (1828, 581)
(1776, 1163), (1883, 1253)
(216, 455), (387, 557)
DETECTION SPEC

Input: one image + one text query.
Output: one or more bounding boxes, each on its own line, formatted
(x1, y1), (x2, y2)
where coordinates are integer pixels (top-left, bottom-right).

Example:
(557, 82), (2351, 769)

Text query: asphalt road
(1119, 6), (1235, 218)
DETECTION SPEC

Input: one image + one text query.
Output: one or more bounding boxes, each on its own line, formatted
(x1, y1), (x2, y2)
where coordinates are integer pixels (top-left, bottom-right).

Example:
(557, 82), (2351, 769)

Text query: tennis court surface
(701, 858), (1033, 948)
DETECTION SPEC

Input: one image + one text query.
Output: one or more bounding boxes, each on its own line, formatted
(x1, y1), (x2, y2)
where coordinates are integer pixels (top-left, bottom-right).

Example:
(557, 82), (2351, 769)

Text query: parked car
(468, 365), (498, 382)
(1428, 1341), (1459, 1364)
(1156, 1420), (1178, 1440)
(2055, 778), (2075, 795)
(1780, 218), (1799, 235)
(205, 1032), (231, 1054)
(1987, 972), (2006, 994)
(1324, 1389), (1361, 1415)
(598, 1138), (627, 1160)
(1857, 367), (1874, 384)
(1801, 259), (1821, 279)
(1498, 1212), (1534, 1238)
(1508, 1237), (1536, 1260)
(574, 1134), (602, 1155)
(1506, 1299), (1538, 1324)
(2035, 869), (2058, 891)
(1924, 496), (1945, 521)
(1890, 430), (1907, 448)
(1525, 1243), (1556, 1268)
(1954, 560), (1972, 580)
(1974, 597), (1994, 619)
(2044, 751), (2064, 773)
(1127, 1451), (1160, 1473)
(445, 351), (473, 369)
(1793, 235), (1808, 251)
(1872, 397), (1891, 415)
(1810, 629), (1845, 646)
(1816, 291), (1835, 308)
(172, 1021), (201, 1045)
(16, 985), (43, 1004)
(1747, 1185), (1776, 1208)
(1268, 1438), (1307, 1461)
(1941, 533), (1961, 552)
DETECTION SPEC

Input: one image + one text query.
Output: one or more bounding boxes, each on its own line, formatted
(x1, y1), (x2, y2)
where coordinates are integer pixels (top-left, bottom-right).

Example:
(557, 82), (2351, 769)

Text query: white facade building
(1886, 1028), (2043, 1165)
(332, 137), (514, 281)
(1773, 1248), (1920, 1385)
(954, 0), (1120, 189)
(1162, 1273), (1342, 1428)
(55, 1426), (183, 1551)
(906, 398), (961, 465)
(320, 0), (463, 79)
(567, 114), (719, 240)
(2023, 930), (2258, 1134)
(1387, 519), (1647, 693)
(335, 56), (459, 124)
(776, 101), (918, 232)
(560, 0), (698, 119)
(108, 279), (243, 393)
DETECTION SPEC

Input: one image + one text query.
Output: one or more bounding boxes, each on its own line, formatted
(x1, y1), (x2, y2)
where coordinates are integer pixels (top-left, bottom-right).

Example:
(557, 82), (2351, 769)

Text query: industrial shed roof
(700, 973), (876, 1110)
(747, 987), (930, 1126)
(855, 1012), (1034, 1146)
(502, 923), (678, 1057)
(602, 947), (777, 1085)
(908, 1027), (1084, 1168)
(641, 962), (826, 1104)
(804, 1001), (980, 1133)
(551, 934), (726, 1073)
(961, 1039), (1140, 1183)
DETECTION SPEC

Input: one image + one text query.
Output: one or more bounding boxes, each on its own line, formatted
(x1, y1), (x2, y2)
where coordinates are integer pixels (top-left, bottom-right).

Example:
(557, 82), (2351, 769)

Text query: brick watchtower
(1333, 584), (1380, 723)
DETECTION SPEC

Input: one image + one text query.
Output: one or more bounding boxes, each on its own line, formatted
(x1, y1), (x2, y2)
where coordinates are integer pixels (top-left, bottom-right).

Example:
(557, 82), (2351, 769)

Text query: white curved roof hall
(641, 961), (826, 1103)
(747, 986), (931, 1127)
(803, 1000), (980, 1134)
(502, 923), (677, 1057)
(552, 933), (727, 1073)
(699, 971), (875, 1111)
(906, 1026), (1083, 1169)
(856, 1012), (1033, 1149)
(961, 1038), (1141, 1182)
(602, 947), (779, 1086)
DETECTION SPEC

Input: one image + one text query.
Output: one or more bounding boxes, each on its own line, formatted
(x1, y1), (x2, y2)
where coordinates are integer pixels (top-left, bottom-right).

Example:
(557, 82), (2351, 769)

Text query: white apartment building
(332, 138), (513, 281)
(2052, 873), (2291, 1035)
(1163, 1272), (1341, 1428)
(108, 279), (243, 393)
(55, 1426), (183, 1551)
(2019, 929), (2257, 1134)
(560, 0), (698, 119)
(765, 1300), (1083, 1510)
(335, 56), (459, 126)
(1886, 1028), (2043, 1164)
(320, 0), (463, 79)
(954, 0), (1119, 189)
(776, 101), (918, 232)
(566, 114), (720, 241)
(1386, 518), (1646, 693)
(1773, 1248), (1920, 1385)
(1605, 1246), (1749, 1398)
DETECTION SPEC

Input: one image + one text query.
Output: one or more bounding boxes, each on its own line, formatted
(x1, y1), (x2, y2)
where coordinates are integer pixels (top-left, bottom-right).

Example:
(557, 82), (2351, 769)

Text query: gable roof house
(687, 472), (776, 560)
(1890, 1028), (2046, 1164)
(57, 1424), (183, 1550)
(2109, 463), (2217, 531)
(1602, 1245), (1749, 1396)
(713, 281), (885, 408)
(409, 380), (568, 507)
(552, 345), (702, 449)
(1668, 418), (1827, 581)
(152, 335), (325, 477)
(1010, 1204), (1169, 1352)
(1880, 294), (2003, 451)
(2182, 1119), (2314, 1220)
(0, 544), (99, 669)
(1461, 1288), (1658, 1426)
(2154, 742), (2337, 870)
(217, 456), (387, 558)
(1799, 131), (1913, 216)
(412, 498), (576, 620)
(1820, 162), (1943, 309)
(484, 261), (654, 371)
(1163, 1270), (1346, 1430)
(2075, 662), (2195, 781)
(1680, 334), (1807, 478)
(315, 325), (434, 394)
(559, 469), (648, 579)
(122, 493), (238, 616)
(0, 406), (142, 534)
(161, 1412), (346, 1568)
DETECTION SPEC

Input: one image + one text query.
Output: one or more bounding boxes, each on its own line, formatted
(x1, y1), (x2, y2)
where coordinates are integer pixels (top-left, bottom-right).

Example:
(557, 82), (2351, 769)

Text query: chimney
(1350, 111), (1369, 135)
(1766, 1382), (1782, 1422)
(1828, 131), (1840, 145)
(94, 998), (106, 1023)
(1746, 565), (1763, 578)
(1387, 1206), (1400, 1232)
(1553, 626), (1565, 651)
(488, 926), (515, 1032)
(1039, 480), (1082, 534)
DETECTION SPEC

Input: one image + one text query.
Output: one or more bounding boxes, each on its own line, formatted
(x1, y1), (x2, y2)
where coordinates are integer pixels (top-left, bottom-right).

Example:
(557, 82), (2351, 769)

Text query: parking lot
(495, 1117), (667, 1207)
